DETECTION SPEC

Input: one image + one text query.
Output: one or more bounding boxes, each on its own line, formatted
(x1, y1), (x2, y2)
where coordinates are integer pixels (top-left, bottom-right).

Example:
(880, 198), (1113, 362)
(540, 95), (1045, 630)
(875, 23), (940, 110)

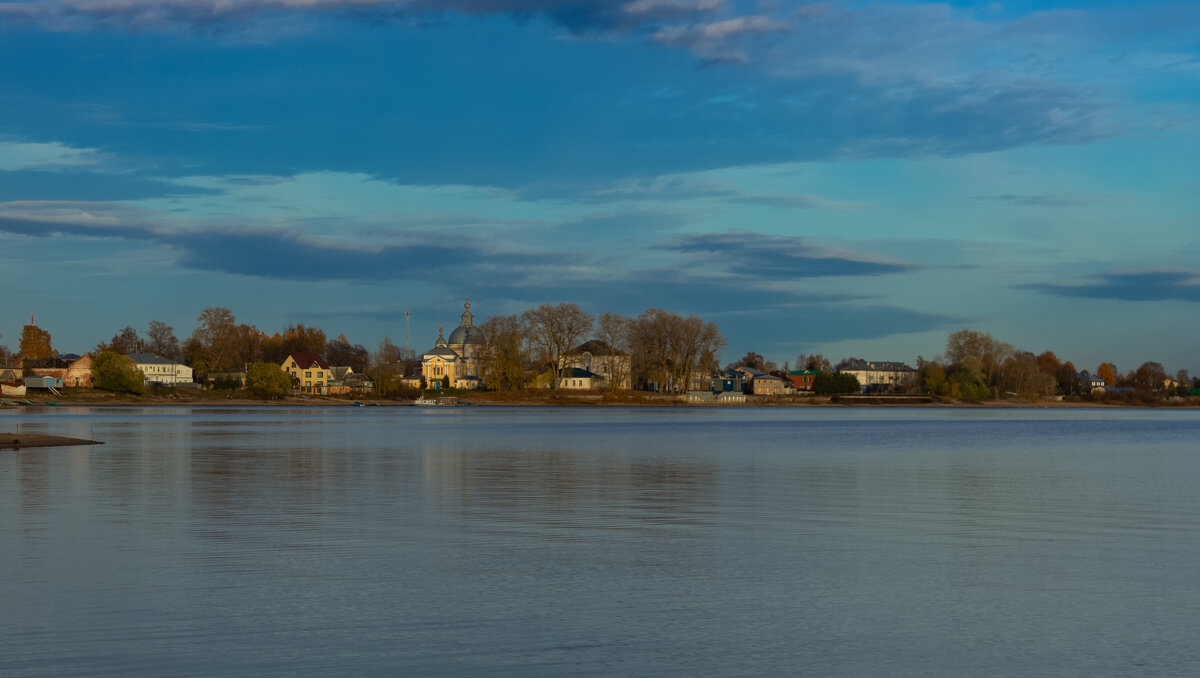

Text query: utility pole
(404, 310), (410, 356)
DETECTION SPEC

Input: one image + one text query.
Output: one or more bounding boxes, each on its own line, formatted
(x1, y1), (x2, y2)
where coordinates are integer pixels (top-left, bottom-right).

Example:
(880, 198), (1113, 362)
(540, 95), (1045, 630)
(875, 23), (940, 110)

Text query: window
(306, 371), (312, 377)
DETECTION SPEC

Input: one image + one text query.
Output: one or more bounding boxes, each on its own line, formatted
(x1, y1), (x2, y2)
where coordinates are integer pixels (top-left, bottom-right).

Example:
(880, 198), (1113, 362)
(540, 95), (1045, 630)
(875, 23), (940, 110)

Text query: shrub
(92, 351), (146, 394)
(245, 362), (292, 399)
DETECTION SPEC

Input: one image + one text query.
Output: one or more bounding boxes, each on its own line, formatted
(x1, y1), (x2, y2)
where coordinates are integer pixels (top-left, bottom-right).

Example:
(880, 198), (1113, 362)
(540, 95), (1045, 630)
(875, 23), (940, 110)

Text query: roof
(448, 324), (485, 346)
(839, 359), (915, 372)
(127, 352), (183, 366)
(423, 346), (460, 360)
(447, 298), (485, 345)
(571, 340), (627, 356)
(559, 367), (601, 379)
(753, 373), (786, 381)
(286, 352), (331, 370)
(788, 369), (822, 376)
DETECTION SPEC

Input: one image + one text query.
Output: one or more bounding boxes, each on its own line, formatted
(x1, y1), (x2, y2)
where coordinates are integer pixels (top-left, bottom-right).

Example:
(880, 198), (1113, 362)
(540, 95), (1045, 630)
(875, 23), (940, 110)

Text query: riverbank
(3, 387), (1195, 409)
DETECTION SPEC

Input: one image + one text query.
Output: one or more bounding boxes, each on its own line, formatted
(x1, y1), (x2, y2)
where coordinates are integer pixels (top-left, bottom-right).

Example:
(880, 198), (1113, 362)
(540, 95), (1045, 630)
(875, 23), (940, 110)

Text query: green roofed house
(787, 369), (821, 392)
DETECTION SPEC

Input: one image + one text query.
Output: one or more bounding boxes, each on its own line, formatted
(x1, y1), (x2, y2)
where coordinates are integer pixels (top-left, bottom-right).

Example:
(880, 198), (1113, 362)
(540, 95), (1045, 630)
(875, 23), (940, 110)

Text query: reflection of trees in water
(422, 448), (719, 530)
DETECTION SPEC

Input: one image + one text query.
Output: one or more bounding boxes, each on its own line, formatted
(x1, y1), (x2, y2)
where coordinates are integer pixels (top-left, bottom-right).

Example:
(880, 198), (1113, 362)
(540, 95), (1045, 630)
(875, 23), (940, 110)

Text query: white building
(127, 352), (194, 385)
(838, 359), (916, 393)
(562, 340), (632, 390)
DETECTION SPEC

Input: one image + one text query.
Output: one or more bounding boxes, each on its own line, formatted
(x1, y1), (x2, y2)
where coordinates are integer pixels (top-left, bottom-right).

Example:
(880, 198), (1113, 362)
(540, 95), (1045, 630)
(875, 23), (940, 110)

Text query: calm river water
(2, 406), (1200, 677)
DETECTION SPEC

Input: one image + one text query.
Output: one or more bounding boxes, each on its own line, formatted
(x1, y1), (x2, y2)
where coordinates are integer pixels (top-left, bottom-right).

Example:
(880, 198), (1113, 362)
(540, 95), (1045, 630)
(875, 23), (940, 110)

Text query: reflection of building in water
(420, 298), (486, 390)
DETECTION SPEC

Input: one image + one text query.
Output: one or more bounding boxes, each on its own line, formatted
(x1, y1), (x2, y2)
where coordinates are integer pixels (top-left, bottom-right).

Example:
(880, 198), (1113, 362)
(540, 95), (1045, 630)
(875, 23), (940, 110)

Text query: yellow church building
(421, 298), (486, 389)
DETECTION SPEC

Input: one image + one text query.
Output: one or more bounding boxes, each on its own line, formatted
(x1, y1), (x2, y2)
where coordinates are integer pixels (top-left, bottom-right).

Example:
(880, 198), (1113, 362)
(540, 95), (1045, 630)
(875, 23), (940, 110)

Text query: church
(420, 298), (486, 389)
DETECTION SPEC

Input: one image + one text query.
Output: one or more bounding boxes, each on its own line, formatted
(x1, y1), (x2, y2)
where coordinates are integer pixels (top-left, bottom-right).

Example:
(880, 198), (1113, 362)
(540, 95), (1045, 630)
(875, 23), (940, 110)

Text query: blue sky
(2, 0), (1198, 374)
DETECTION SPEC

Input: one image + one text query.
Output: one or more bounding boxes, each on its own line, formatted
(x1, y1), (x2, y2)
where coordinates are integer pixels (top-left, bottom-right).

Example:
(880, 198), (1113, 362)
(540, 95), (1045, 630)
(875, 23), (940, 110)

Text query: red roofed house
(281, 352), (332, 394)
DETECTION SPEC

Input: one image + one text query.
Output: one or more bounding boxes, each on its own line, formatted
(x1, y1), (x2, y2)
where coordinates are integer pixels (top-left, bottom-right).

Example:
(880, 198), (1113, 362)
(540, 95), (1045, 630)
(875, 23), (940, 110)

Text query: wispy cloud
(0, 0), (724, 33)
(971, 194), (1087, 208)
(651, 15), (789, 64)
(0, 140), (105, 171)
(661, 231), (916, 280)
(726, 193), (859, 210)
(1024, 271), (1200, 302)
(0, 200), (553, 283)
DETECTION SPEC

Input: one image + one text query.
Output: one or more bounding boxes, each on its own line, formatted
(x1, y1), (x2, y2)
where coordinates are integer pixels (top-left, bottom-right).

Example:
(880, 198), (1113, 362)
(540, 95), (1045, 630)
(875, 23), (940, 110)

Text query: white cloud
(652, 15), (790, 63)
(0, 140), (105, 171)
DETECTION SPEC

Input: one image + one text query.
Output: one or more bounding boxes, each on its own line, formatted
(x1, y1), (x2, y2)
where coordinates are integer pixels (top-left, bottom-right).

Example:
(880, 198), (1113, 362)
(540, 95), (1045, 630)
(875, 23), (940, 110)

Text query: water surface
(2, 407), (1199, 676)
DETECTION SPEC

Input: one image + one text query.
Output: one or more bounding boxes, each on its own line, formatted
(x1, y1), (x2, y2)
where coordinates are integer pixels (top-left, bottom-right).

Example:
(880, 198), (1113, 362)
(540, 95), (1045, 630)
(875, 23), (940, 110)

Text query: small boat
(414, 395), (460, 407)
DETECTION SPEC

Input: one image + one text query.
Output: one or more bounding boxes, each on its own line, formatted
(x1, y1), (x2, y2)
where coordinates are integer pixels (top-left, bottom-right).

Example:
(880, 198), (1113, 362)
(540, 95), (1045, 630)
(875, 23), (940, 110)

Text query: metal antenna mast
(404, 310), (411, 355)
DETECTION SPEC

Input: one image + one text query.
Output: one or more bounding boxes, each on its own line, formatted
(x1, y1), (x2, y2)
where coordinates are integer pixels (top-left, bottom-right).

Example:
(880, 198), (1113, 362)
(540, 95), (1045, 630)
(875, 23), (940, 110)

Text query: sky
(1, 0), (1198, 375)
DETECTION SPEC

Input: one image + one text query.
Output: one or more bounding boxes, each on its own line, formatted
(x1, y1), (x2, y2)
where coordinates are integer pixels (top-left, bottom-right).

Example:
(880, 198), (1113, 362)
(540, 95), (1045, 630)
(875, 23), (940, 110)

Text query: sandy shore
(0, 433), (104, 449)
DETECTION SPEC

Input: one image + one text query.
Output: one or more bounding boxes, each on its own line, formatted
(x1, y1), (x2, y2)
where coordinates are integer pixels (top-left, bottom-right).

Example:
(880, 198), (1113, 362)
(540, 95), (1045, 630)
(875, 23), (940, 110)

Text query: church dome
(448, 324), (483, 345)
(447, 297), (485, 346)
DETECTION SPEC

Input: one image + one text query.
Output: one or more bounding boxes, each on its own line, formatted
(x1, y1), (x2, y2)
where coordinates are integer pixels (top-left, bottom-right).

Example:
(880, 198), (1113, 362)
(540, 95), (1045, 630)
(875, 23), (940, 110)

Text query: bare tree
(1133, 361), (1167, 391)
(480, 315), (529, 391)
(187, 307), (237, 376)
(522, 303), (593, 387)
(230, 324), (264, 370)
(370, 336), (404, 395)
(796, 353), (832, 372)
(626, 309), (724, 393)
(147, 320), (181, 360)
(326, 333), (370, 372)
(97, 325), (143, 355)
(595, 312), (632, 391)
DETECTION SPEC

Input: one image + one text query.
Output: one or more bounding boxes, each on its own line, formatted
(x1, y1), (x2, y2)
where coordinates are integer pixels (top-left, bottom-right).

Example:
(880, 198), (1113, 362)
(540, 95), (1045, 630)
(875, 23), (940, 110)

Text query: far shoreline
(3, 388), (1196, 410)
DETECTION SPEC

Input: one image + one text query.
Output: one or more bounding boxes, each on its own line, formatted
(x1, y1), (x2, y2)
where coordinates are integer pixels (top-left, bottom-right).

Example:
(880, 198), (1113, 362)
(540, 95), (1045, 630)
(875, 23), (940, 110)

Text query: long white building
(127, 352), (194, 385)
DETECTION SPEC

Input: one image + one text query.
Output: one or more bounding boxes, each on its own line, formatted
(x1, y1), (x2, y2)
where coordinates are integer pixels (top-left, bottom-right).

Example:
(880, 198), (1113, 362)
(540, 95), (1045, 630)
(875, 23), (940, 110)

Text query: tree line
(913, 329), (1197, 402)
(478, 304), (725, 393)
(4, 315), (1194, 402)
(2, 304), (726, 396)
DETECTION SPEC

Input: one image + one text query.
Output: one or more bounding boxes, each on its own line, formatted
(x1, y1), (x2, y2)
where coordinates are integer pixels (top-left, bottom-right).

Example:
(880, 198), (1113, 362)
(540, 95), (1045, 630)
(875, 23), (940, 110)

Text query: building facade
(128, 352), (194, 385)
(420, 298), (486, 389)
(282, 352), (332, 394)
(561, 340), (632, 390)
(838, 359), (916, 393)
(787, 369), (821, 392)
(24, 354), (93, 388)
(751, 373), (788, 395)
